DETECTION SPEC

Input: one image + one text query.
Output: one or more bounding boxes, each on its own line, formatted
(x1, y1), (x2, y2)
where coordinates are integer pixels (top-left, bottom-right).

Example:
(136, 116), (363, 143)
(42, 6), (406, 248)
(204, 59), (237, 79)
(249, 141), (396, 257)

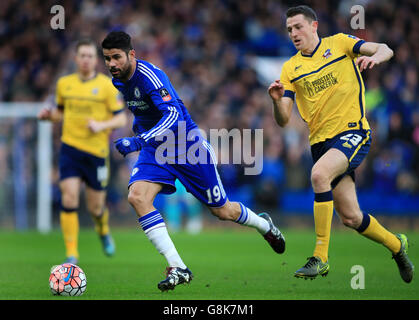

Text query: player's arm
(89, 83), (127, 133)
(114, 104), (183, 157)
(139, 102), (183, 144)
(88, 111), (127, 133)
(356, 41), (394, 72)
(268, 80), (294, 127)
(114, 83), (184, 157)
(39, 78), (65, 122)
(37, 105), (64, 122)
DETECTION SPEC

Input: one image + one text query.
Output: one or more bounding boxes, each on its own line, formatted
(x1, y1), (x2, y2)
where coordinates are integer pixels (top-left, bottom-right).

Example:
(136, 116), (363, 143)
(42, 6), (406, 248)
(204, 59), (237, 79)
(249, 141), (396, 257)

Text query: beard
(110, 60), (132, 81)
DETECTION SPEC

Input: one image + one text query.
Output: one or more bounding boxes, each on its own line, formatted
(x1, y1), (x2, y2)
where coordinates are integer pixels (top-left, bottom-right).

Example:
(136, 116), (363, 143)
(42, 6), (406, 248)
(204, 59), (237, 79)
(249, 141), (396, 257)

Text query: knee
(61, 192), (79, 209)
(311, 168), (330, 190)
(127, 187), (153, 211)
(87, 202), (104, 217)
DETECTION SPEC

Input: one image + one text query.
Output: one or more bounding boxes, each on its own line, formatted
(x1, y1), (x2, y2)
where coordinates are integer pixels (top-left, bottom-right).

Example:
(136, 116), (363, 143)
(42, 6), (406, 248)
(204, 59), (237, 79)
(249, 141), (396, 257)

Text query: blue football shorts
(311, 129), (372, 189)
(59, 143), (109, 191)
(128, 139), (228, 207)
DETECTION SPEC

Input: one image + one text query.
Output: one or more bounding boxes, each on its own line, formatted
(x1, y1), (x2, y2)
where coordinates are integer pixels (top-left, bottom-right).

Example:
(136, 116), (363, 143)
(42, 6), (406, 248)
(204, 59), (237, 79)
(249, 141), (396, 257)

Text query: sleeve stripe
(283, 90), (295, 100)
(141, 108), (175, 140)
(141, 107), (176, 140)
(138, 66), (160, 89)
(146, 111), (179, 141)
(112, 109), (124, 115)
(139, 63), (162, 86)
(141, 106), (179, 141)
(353, 40), (365, 54)
(138, 63), (163, 88)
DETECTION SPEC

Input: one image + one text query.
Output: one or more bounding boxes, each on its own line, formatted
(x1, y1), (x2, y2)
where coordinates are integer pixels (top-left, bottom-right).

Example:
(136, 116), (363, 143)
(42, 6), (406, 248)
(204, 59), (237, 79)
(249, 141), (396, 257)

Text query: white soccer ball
(49, 263), (87, 296)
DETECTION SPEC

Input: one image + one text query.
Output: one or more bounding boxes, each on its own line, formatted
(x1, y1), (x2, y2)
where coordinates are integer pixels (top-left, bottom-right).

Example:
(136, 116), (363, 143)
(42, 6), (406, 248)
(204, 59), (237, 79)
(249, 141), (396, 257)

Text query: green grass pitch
(0, 227), (418, 300)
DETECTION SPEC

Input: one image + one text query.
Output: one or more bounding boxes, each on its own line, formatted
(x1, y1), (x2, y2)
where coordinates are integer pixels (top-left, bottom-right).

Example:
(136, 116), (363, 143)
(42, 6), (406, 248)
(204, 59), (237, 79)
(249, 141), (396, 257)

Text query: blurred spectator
(255, 135), (285, 211)
(162, 180), (203, 234)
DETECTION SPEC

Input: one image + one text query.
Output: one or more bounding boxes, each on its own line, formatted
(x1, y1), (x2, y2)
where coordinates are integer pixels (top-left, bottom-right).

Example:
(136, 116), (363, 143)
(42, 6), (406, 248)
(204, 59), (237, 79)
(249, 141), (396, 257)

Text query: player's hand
(88, 119), (105, 133)
(356, 56), (379, 72)
(114, 136), (145, 157)
(268, 80), (285, 101)
(37, 108), (52, 121)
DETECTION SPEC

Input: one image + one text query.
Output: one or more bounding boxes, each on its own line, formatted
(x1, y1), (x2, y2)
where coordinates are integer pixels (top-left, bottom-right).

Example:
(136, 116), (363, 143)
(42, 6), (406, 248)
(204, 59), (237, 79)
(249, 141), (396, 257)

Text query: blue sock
(138, 210), (165, 233)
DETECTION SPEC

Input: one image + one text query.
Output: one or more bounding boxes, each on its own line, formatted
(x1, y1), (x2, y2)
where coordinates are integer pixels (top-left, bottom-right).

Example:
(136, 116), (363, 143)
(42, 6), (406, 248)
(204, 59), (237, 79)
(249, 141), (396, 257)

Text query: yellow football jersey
(280, 33), (370, 145)
(55, 73), (123, 158)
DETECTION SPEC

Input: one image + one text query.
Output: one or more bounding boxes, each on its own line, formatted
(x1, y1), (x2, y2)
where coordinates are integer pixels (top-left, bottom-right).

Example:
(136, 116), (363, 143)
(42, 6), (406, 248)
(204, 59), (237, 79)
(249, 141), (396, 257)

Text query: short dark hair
(286, 5), (318, 22)
(76, 38), (97, 52)
(101, 31), (133, 54)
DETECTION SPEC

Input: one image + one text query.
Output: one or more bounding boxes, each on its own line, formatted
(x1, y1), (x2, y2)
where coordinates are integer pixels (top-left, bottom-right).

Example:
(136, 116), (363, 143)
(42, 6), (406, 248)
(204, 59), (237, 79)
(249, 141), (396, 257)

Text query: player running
(268, 5), (414, 282)
(38, 39), (127, 264)
(101, 31), (285, 292)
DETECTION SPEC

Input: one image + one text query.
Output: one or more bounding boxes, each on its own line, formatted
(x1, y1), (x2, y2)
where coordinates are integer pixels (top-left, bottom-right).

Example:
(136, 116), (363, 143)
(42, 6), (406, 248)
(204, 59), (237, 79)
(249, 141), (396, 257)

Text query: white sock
(138, 210), (187, 269)
(235, 203), (270, 235)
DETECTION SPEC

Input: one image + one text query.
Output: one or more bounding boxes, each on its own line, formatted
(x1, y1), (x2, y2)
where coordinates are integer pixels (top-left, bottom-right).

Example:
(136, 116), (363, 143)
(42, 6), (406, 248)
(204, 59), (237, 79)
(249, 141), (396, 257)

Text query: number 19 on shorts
(206, 186), (222, 204)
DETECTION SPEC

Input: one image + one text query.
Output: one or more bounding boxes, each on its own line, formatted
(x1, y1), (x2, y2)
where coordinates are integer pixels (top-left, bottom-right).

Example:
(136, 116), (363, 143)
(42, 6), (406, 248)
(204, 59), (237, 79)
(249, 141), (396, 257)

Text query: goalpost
(0, 102), (52, 233)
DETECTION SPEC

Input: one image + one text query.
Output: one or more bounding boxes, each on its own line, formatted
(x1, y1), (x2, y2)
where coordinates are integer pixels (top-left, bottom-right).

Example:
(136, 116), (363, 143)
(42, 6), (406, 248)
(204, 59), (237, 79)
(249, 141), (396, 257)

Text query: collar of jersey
(78, 72), (98, 83)
(126, 59), (140, 83)
(300, 38), (322, 58)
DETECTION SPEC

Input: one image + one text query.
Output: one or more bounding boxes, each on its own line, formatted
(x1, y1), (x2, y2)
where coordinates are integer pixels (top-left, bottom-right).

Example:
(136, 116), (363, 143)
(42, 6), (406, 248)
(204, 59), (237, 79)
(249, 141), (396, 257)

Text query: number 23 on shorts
(340, 133), (362, 148)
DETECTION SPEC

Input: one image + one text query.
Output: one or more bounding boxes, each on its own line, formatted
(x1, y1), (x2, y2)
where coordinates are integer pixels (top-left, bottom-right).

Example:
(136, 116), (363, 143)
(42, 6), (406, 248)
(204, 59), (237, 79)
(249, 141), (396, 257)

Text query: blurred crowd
(0, 0), (418, 219)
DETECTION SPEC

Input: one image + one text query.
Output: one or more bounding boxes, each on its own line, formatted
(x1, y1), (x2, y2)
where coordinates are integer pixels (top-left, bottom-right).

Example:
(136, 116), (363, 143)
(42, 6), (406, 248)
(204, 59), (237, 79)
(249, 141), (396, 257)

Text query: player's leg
(128, 179), (192, 291)
(82, 152), (115, 256)
(333, 175), (414, 283)
(334, 175), (399, 248)
(202, 140), (280, 243)
(59, 143), (91, 263)
(128, 180), (186, 269)
(294, 147), (348, 279)
(176, 140), (285, 253)
(208, 200), (264, 231)
(85, 187), (108, 234)
(85, 187), (115, 256)
(310, 148), (348, 262)
(207, 200), (285, 253)
(59, 177), (81, 263)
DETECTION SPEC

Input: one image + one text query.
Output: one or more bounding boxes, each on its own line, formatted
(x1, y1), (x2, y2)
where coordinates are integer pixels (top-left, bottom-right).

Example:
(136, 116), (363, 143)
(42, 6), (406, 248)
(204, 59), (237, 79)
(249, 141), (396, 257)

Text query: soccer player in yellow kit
(268, 5), (414, 282)
(38, 39), (127, 264)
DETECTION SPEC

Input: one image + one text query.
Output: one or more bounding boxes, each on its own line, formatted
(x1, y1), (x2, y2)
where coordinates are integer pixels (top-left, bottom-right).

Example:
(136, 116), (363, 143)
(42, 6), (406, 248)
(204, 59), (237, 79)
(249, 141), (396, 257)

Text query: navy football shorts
(59, 143), (109, 191)
(311, 129), (372, 189)
(128, 139), (228, 208)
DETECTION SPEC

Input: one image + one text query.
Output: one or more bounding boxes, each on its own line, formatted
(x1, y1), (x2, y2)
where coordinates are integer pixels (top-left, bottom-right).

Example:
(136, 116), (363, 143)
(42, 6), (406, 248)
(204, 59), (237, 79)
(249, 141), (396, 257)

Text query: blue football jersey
(112, 59), (198, 147)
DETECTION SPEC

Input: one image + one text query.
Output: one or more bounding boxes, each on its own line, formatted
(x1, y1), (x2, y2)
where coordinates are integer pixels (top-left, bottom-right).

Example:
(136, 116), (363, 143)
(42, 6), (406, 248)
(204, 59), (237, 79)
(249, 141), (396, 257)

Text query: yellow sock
(312, 191), (334, 263)
(358, 214), (401, 254)
(92, 207), (110, 236)
(60, 211), (79, 259)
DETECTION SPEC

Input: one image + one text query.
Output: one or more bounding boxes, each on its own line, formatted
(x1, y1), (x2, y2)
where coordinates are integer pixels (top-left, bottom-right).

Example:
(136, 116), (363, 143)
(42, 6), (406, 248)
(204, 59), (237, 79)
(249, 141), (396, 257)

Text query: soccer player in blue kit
(101, 31), (285, 291)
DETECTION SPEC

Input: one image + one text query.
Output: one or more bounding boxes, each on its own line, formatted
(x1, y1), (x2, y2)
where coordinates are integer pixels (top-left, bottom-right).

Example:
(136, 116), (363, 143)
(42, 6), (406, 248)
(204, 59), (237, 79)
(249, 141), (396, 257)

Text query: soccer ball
(49, 263), (87, 296)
